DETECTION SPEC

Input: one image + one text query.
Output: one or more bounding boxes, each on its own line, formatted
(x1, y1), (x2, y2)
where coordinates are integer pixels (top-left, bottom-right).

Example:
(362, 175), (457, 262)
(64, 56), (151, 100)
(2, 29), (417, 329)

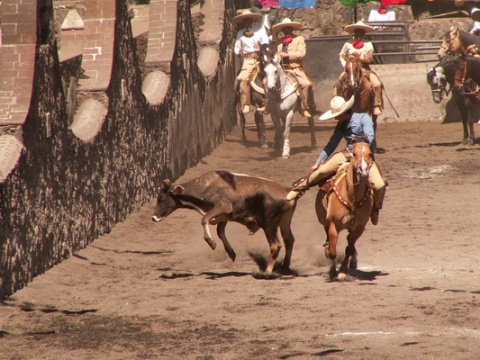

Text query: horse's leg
(307, 116), (317, 148)
(239, 112), (247, 145)
(282, 110), (295, 158)
(457, 95), (471, 144)
(268, 106), (283, 152)
(338, 226), (365, 278)
(254, 112), (268, 149)
(324, 222), (338, 260)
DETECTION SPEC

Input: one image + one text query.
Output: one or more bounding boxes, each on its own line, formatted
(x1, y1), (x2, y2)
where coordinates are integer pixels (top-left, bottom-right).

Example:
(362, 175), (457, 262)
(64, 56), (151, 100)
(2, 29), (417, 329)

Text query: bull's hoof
(204, 237), (217, 250)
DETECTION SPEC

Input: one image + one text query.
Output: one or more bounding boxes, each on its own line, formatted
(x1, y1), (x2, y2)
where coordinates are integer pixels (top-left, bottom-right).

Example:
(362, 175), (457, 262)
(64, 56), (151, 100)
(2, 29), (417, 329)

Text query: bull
(152, 170), (297, 274)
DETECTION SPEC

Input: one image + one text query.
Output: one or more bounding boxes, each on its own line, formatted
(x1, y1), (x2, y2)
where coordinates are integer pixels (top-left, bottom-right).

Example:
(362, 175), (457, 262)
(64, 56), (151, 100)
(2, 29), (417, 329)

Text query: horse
(235, 44), (275, 149)
(426, 55), (478, 145)
(314, 142), (374, 280)
(337, 56), (380, 150)
(438, 26), (480, 59)
(263, 59), (317, 158)
(235, 69), (268, 149)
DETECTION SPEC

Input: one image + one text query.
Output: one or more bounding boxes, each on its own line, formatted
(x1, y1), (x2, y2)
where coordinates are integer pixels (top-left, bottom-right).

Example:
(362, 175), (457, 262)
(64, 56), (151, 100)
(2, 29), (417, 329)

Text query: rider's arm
(315, 125), (343, 165)
(234, 31), (243, 56)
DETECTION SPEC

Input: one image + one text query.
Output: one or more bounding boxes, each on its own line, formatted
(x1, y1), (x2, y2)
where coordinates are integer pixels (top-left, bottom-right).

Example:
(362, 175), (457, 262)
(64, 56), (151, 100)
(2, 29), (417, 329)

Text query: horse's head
(351, 141), (373, 181)
(264, 59), (280, 92)
(343, 55), (363, 90)
(426, 65), (447, 103)
(437, 32), (451, 60)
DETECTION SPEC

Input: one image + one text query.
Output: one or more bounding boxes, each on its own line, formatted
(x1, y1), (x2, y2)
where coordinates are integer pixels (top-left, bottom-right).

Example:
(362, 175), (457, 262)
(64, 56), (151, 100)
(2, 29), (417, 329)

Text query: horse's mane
(458, 30), (480, 47)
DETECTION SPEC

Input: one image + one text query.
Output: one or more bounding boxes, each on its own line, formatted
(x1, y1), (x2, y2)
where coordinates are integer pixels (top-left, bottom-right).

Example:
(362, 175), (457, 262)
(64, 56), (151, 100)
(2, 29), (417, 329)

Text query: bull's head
(151, 179), (185, 222)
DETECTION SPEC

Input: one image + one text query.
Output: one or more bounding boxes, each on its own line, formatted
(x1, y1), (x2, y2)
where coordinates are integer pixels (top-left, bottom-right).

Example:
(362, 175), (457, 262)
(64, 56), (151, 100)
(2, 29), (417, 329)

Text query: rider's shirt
(339, 41), (374, 68)
(316, 112), (375, 164)
(234, 25), (270, 56)
(276, 35), (307, 68)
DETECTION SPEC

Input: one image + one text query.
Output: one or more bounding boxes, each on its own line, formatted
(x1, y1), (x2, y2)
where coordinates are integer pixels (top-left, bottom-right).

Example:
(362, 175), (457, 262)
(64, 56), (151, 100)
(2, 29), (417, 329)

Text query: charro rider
(335, 20), (384, 116)
(286, 95), (386, 225)
(272, 18), (315, 118)
(234, 9), (270, 114)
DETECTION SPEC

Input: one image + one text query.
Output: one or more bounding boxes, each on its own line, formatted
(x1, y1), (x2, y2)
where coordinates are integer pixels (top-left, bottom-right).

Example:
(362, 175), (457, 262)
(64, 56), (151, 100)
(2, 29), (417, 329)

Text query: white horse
(264, 59), (316, 158)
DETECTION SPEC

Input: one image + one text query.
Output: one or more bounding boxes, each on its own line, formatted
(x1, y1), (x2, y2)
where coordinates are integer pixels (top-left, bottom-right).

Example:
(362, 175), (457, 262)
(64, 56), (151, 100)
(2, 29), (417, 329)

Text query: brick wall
(0, 0), (237, 300)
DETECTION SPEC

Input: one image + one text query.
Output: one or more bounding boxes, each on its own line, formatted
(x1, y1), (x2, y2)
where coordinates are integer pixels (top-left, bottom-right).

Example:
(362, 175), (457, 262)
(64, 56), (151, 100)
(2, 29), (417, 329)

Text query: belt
(243, 53), (259, 59)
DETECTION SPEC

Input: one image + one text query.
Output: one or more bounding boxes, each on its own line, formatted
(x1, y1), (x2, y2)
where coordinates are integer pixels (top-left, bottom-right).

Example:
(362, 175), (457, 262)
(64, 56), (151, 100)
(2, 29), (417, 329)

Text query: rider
(286, 95), (387, 226)
(335, 21), (383, 116)
(234, 9), (270, 114)
(272, 18), (315, 118)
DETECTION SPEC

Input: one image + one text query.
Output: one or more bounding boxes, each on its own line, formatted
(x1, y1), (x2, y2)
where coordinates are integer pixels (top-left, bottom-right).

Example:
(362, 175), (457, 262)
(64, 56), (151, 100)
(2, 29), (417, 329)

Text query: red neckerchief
(353, 41), (364, 49)
(377, 7), (387, 14)
(282, 36), (293, 45)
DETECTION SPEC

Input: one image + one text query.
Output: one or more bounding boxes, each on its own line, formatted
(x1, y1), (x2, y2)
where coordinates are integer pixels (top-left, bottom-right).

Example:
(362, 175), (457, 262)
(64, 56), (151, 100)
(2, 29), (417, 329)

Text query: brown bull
(152, 171), (297, 274)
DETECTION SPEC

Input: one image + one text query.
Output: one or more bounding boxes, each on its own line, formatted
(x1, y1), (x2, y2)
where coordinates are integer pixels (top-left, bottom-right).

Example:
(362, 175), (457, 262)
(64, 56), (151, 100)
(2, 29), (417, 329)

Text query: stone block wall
(0, 0), (237, 300)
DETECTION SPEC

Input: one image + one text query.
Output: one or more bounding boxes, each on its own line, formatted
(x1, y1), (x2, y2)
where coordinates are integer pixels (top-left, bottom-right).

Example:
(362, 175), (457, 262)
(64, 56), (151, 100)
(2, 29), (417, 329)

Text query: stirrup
(291, 175), (310, 191)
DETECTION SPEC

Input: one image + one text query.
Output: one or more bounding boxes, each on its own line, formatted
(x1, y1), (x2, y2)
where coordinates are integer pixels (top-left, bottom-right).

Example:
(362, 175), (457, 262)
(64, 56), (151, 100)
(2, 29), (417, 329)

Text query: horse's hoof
(337, 273), (347, 281)
(282, 154), (290, 159)
(261, 144), (269, 150)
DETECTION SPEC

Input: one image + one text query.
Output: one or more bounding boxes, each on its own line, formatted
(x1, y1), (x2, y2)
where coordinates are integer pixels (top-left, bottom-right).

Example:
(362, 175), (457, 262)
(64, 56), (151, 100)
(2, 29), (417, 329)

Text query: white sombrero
(233, 9), (263, 24)
(272, 18), (304, 33)
(318, 96), (355, 121)
(344, 20), (376, 34)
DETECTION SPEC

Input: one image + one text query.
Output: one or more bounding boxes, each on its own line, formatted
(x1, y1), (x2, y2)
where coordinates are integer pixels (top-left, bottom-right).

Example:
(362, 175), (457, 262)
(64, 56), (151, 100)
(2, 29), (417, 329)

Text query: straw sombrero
(319, 96), (355, 121)
(344, 20), (376, 34)
(233, 9), (263, 24)
(272, 18), (304, 33)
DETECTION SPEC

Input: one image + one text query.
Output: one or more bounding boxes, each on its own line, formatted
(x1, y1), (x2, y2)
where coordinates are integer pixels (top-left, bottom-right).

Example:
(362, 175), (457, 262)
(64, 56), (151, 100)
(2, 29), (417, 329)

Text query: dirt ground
(1, 116), (480, 360)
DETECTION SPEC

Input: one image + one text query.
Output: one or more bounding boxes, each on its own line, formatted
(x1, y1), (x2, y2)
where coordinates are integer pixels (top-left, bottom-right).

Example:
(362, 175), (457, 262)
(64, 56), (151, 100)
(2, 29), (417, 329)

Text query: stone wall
(0, 0), (237, 300)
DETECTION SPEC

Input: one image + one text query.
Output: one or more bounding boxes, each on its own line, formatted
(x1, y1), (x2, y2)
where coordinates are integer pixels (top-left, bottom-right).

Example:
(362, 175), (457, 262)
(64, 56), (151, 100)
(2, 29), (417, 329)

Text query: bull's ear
(170, 184), (184, 195)
(162, 179), (172, 191)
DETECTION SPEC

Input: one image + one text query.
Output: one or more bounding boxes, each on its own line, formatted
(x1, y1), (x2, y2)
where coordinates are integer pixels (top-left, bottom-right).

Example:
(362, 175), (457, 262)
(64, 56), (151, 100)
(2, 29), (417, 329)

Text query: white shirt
(470, 21), (480, 35)
(339, 41), (374, 68)
(234, 23), (270, 56)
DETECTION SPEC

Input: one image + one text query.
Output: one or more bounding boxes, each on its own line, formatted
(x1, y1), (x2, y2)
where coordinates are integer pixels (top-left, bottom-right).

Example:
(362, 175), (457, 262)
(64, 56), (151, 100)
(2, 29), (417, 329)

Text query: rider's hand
(309, 163), (320, 173)
(280, 52), (289, 58)
(467, 44), (478, 56)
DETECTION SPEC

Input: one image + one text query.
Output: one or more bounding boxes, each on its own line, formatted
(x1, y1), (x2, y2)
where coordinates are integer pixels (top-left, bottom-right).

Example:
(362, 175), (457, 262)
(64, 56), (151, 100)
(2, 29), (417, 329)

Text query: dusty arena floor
(1, 118), (480, 359)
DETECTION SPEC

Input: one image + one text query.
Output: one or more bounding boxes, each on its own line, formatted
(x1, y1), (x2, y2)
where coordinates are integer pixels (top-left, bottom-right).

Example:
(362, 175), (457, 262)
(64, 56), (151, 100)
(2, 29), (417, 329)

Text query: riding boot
(286, 166), (325, 201)
(240, 80), (251, 113)
(371, 186), (386, 225)
(373, 85), (383, 116)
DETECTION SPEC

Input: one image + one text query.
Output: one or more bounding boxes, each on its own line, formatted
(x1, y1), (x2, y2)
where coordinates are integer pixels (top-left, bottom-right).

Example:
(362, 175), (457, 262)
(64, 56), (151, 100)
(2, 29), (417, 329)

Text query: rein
(454, 58), (480, 97)
(328, 163), (372, 229)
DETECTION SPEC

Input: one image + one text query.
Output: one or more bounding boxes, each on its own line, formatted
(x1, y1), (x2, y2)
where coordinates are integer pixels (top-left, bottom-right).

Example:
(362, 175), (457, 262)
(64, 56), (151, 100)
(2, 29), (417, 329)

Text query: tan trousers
(288, 67), (313, 114)
(289, 151), (386, 208)
(237, 58), (259, 108)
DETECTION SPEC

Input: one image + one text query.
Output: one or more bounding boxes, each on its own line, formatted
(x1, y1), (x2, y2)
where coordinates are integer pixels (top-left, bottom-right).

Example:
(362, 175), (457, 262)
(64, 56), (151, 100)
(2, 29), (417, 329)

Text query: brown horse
(337, 55), (379, 150)
(315, 142), (374, 280)
(438, 26), (480, 59)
